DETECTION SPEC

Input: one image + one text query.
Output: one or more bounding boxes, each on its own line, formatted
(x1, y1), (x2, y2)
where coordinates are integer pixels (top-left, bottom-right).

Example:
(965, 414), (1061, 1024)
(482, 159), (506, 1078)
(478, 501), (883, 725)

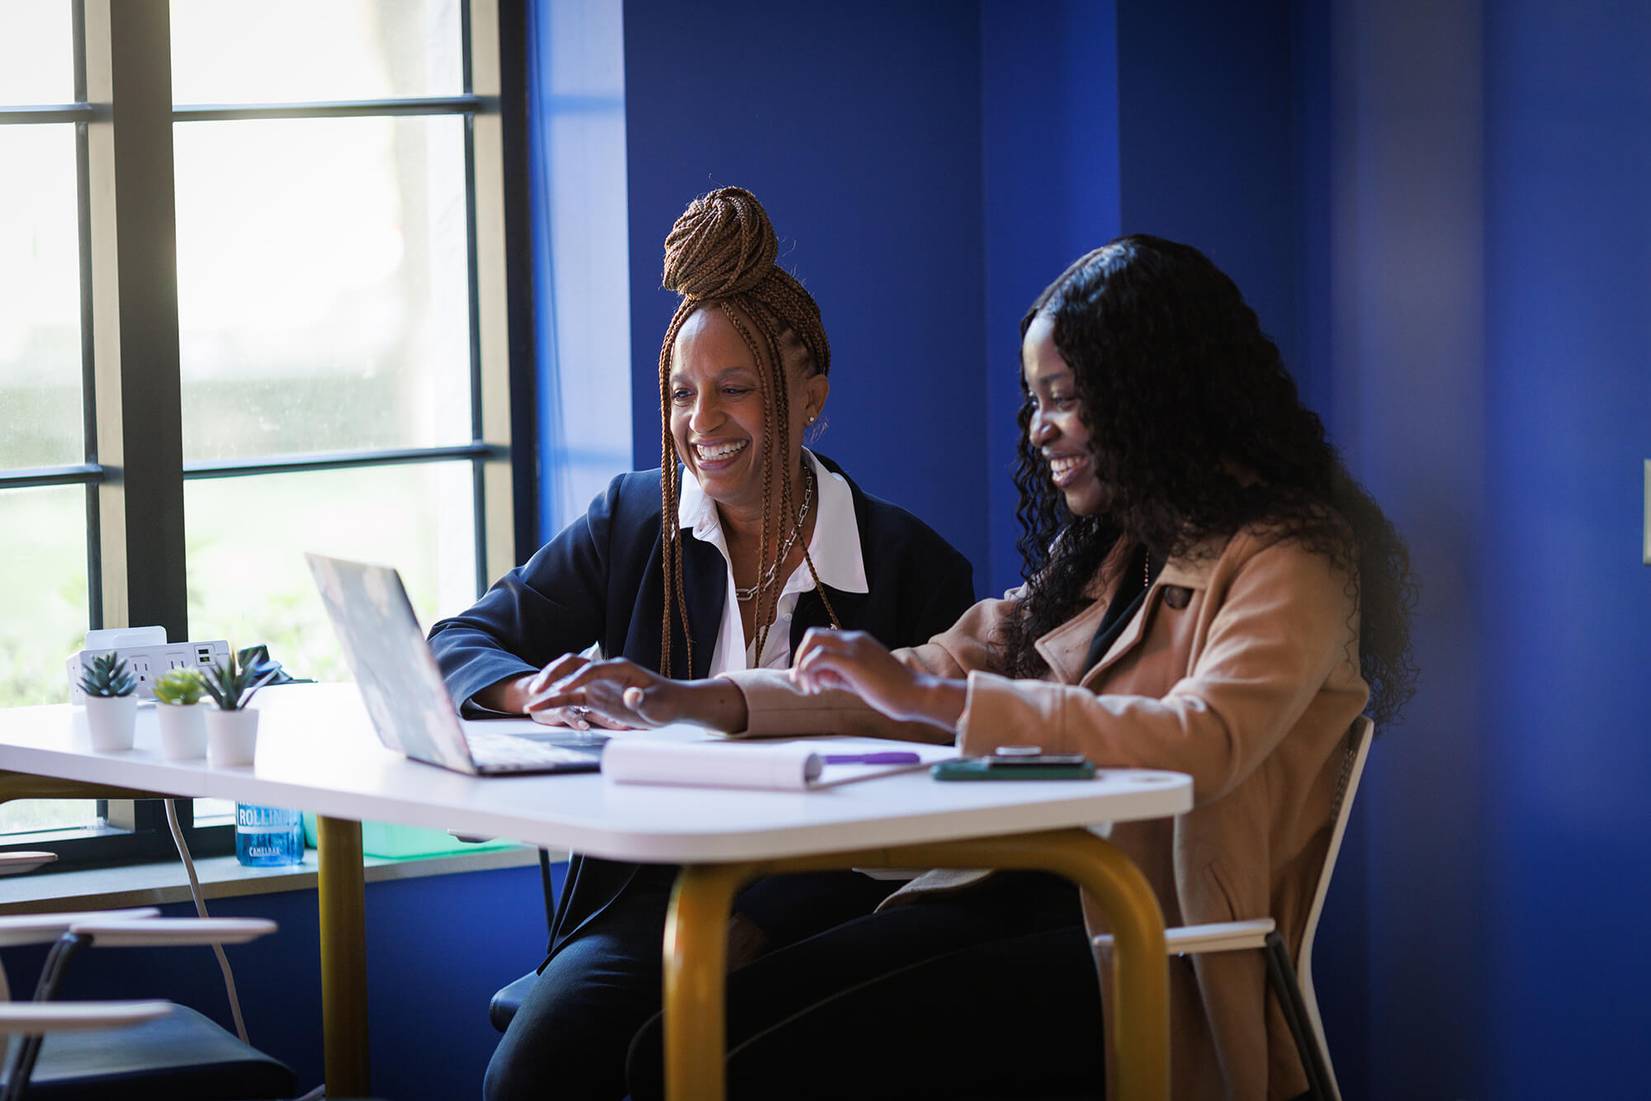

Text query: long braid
(656, 302), (697, 677)
(758, 312), (794, 659)
(654, 187), (839, 673)
(740, 293), (839, 634)
(717, 303), (779, 658)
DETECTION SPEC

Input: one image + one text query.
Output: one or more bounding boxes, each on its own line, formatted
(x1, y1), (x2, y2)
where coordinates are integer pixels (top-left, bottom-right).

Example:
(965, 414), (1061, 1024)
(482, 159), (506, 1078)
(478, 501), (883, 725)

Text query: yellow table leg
(317, 815), (370, 1098)
(912, 830), (1169, 1101)
(662, 863), (755, 1101)
(660, 829), (1167, 1101)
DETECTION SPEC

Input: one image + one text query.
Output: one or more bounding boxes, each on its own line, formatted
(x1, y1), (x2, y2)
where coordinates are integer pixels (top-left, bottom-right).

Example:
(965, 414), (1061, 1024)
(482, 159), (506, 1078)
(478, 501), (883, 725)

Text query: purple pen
(822, 752), (922, 765)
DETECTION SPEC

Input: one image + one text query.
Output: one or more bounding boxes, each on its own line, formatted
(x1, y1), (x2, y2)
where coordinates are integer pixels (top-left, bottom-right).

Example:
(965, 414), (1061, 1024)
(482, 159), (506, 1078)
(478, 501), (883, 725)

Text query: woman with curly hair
(541, 234), (1417, 1100)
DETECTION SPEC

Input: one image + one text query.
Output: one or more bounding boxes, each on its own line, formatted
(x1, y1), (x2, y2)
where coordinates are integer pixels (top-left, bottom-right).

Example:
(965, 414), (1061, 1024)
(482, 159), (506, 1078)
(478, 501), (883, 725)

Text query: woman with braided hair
(427, 186), (974, 1101)
(540, 235), (1417, 1100)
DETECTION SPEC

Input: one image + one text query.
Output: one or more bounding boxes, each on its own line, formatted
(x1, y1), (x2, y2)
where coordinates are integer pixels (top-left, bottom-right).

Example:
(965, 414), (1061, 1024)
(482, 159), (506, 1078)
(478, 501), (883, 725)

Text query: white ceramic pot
(206, 707), (260, 767)
(156, 702), (208, 760)
(84, 694), (137, 751)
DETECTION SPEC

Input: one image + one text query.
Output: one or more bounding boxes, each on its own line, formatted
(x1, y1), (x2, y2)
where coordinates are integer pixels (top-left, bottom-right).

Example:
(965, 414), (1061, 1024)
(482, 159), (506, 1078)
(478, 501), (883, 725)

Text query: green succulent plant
(78, 652), (137, 699)
(201, 649), (279, 712)
(152, 668), (206, 706)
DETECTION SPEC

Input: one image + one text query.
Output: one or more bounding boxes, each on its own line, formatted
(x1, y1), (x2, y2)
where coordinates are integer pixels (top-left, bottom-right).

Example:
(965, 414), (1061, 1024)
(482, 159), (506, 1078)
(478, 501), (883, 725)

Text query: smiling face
(1022, 311), (1107, 517)
(669, 305), (828, 515)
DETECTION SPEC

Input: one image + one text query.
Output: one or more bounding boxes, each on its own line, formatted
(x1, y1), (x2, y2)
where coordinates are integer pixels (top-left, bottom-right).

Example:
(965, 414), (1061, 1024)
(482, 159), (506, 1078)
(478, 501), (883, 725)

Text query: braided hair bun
(662, 186), (779, 301)
(652, 186), (836, 678)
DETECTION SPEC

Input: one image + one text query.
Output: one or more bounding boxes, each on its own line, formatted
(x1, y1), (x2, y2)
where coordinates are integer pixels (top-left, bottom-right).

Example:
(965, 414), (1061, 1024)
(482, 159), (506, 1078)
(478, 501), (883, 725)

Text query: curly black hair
(996, 235), (1418, 727)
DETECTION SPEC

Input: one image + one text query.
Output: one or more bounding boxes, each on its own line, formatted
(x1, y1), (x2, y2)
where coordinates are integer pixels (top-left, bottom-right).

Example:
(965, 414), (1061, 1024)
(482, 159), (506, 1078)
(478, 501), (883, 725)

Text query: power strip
(66, 626), (230, 704)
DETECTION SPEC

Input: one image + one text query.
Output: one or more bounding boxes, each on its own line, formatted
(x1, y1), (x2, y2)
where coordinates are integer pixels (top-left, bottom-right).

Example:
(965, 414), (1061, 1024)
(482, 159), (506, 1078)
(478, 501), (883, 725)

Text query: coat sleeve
(428, 478), (622, 712)
(957, 537), (1365, 804)
(726, 590), (1022, 743)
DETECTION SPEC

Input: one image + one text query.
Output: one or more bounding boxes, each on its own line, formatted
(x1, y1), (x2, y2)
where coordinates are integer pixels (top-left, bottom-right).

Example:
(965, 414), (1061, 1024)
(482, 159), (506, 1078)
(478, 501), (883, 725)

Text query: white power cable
(162, 798), (249, 1045)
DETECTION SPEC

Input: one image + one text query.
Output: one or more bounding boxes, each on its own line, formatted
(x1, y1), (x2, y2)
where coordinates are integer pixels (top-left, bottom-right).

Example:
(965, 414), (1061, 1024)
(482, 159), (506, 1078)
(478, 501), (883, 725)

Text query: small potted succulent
(78, 652), (138, 751)
(152, 668), (208, 760)
(202, 650), (280, 768)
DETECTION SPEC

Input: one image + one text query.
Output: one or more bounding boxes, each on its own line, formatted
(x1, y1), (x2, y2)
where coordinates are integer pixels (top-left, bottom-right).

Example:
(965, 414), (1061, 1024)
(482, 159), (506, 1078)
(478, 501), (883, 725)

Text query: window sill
(0, 846), (559, 913)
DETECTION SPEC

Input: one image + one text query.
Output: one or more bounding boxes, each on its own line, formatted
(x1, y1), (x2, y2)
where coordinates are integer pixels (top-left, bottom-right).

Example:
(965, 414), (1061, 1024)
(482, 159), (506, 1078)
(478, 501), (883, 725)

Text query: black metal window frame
(0, 0), (537, 871)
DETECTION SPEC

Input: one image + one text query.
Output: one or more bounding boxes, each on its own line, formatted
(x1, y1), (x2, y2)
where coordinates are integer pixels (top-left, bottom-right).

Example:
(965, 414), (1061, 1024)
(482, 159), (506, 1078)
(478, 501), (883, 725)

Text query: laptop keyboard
(467, 732), (602, 771)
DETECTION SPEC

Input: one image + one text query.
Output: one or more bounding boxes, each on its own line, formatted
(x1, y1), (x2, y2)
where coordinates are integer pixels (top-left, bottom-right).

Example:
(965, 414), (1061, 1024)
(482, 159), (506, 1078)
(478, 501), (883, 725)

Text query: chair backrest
(1294, 716), (1374, 1101)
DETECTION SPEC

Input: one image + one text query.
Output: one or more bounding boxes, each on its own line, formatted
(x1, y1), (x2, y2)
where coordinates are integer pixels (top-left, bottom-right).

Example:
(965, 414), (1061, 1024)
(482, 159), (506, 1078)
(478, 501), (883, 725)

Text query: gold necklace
(735, 468), (815, 603)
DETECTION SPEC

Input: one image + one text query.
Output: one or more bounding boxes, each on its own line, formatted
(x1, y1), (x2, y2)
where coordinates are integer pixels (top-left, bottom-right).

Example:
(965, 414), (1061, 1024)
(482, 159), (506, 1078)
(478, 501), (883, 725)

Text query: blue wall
(1481, 2), (1651, 1094)
(1116, 0), (1302, 373)
(978, 0), (1121, 593)
(1312, 1), (1492, 1095)
(1302, 1), (1651, 1095)
(620, 0), (992, 582)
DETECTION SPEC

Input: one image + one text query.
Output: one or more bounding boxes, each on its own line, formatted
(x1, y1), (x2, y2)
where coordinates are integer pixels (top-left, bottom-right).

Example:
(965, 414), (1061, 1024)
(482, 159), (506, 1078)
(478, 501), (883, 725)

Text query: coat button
(1163, 585), (1192, 609)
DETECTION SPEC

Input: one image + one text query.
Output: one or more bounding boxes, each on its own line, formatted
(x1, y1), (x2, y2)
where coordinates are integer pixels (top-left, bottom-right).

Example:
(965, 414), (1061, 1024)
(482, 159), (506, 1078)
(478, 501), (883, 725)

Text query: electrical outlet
(66, 638), (231, 703)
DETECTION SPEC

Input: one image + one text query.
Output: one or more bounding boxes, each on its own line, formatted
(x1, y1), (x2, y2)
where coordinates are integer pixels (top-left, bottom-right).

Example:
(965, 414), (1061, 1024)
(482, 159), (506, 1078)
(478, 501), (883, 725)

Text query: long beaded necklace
(734, 466), (814, 603)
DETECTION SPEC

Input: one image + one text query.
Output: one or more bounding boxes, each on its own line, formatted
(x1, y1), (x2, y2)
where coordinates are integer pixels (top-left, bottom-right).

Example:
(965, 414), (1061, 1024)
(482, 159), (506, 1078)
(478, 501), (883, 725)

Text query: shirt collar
(677, 449), (869, 595)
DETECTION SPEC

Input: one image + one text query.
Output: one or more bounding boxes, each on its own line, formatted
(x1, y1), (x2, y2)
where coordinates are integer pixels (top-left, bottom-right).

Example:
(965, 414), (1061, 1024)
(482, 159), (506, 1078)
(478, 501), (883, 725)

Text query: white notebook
(601, 738), (951, 791)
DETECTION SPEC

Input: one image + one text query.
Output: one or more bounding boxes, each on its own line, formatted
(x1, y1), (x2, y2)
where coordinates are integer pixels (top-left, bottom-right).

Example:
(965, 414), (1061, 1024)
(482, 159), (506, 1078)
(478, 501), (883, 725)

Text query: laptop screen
(307, 553), (476, 773)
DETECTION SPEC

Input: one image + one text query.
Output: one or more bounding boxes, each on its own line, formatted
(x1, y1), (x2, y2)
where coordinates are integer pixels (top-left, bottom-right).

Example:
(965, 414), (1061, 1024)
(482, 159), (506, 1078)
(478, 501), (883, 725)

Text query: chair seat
(490, 971), (539, 1032)
(3, 1003), (295, 1100)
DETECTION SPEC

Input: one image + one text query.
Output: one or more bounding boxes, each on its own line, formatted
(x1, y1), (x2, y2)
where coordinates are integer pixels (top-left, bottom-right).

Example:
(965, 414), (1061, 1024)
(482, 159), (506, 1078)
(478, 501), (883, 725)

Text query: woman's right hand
(529, 656), (749, 732)
(473, 664), (626, 731)
(520, 656), (636, 731)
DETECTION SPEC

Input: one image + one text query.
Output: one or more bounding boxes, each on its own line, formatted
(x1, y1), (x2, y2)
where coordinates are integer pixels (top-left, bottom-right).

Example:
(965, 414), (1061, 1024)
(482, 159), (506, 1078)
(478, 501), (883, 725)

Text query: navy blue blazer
(428, 454), (975, 954)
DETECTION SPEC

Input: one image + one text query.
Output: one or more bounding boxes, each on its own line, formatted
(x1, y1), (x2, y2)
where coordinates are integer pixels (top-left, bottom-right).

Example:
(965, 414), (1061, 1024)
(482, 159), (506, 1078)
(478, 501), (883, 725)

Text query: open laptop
(306, 553), (604, 775)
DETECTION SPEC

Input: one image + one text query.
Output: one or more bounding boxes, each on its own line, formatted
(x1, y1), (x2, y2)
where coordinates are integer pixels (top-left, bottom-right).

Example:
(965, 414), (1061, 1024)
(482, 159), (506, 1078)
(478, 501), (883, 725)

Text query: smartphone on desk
(932, 750), (1095, 781)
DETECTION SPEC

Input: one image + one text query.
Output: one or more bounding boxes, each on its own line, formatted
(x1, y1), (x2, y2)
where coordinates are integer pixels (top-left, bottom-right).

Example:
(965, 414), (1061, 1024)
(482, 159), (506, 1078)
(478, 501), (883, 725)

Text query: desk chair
(488, 847), (558, 1032)
(1092, 717), (1374, 1101)
(0, 854), (296, 1100)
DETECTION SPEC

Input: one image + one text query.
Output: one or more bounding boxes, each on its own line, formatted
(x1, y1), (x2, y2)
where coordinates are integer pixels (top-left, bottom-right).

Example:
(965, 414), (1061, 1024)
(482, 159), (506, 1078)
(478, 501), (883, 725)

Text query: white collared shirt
(676, 449), (868, 674)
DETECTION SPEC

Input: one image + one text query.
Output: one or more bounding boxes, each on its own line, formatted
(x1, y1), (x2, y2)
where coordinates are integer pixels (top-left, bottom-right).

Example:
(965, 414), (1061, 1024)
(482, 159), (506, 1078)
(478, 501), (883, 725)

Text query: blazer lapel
(789, 586), (868, 654)
(1033, 601), (1108, 685)
(1033, 536), (1129, 684)
(679, 536), (726, 679)
(1076, 589), (1159, 689)
(1076, 542), (1219, 689)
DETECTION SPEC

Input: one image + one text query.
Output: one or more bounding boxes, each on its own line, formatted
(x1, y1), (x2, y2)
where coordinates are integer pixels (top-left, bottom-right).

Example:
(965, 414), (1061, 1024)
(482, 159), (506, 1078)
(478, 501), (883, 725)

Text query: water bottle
(235, 803), (305, 866)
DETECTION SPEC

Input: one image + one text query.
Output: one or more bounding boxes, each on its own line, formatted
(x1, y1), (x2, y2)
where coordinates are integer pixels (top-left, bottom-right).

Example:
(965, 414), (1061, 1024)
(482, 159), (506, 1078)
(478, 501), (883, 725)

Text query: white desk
(0, 683), (1192, 1100)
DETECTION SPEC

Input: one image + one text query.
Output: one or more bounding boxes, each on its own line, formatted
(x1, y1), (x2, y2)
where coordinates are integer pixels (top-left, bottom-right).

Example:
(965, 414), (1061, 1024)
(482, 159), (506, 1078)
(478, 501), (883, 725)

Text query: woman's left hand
(790, 629), (965, 732)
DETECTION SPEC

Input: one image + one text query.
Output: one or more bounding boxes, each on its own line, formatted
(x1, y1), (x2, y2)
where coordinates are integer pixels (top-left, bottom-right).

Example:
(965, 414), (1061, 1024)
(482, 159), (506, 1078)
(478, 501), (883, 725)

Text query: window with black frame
(0, 0), (531, 869)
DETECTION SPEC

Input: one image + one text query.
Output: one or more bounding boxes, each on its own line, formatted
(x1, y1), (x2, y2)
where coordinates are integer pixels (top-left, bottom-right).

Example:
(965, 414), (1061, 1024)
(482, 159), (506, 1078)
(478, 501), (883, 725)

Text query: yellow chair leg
(317, 815), (371, 1099)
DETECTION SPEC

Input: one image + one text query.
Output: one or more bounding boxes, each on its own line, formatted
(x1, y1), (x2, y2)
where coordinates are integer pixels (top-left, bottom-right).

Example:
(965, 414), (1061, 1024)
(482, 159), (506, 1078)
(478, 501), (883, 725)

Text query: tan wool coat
(726, 527), (1369, 1101)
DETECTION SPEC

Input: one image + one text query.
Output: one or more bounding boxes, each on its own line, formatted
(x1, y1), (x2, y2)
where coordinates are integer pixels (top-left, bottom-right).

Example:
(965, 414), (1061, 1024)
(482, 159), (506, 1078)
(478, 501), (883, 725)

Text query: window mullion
(83, 0), (188, 640)
(496, 0), (538, 566)
(72, 0), (103, 631)
(467, 0), (522, 593)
